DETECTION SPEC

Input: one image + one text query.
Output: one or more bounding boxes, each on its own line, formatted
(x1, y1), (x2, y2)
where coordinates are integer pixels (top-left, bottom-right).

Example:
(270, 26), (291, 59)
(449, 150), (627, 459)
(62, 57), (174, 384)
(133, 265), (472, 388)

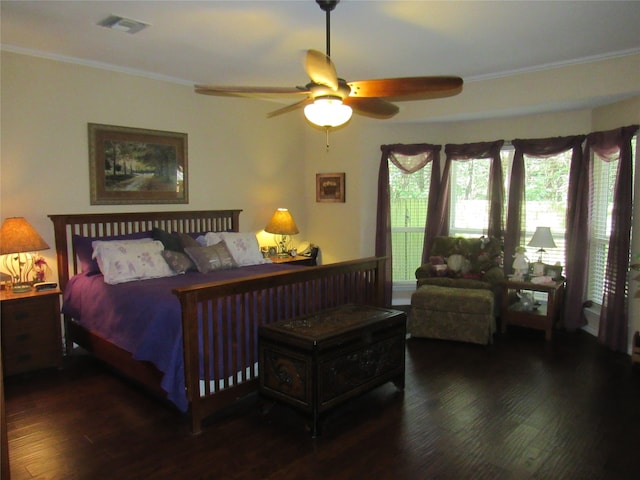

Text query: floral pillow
(220, 232), (268, 266)
(73, 232), (152, 274)
(91, 239), (175, 284)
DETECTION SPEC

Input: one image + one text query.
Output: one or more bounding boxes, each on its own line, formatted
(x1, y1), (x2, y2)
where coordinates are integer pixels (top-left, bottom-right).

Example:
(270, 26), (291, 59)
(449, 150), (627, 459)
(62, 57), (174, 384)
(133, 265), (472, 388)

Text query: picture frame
(316, 172), (345, 203)
(88, 123), (188, 205)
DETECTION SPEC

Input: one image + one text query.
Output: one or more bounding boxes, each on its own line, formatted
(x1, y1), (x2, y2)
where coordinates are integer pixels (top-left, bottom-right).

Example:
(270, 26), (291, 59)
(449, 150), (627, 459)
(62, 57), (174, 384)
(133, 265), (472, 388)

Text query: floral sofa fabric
(415, 236), (503, 291)
(410, 236), (503, 345)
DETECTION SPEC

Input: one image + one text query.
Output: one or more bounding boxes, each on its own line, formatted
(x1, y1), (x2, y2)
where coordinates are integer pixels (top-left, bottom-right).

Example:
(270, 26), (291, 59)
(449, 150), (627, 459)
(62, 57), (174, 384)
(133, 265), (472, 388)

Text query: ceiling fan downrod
(316, 0), (339, 57)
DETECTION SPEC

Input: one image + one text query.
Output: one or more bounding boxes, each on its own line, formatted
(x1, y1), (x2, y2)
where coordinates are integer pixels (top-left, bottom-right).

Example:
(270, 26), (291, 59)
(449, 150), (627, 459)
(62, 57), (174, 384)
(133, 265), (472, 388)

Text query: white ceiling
(2, 0), (640, 122)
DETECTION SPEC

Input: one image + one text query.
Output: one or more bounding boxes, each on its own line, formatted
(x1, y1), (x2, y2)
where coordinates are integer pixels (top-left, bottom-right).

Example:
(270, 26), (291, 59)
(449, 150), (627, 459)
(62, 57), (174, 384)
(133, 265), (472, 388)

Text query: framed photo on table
(316, 172), (345, 203)
(89, 123), (188, 205)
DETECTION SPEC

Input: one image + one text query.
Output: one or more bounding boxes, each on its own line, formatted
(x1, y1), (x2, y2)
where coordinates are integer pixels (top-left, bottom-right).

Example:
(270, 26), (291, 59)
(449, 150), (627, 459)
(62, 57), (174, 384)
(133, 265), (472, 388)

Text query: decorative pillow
(196, 231), (223, 247)
(220, 232), (267, 266)
(152, 227), (184, 253)
(161, 250), (195, 274)
(91, 239), (175, 284)
(73, 232), (152, 274)
(184, 243), (236, 273)
(175, 232), (200, 250)
(447, 254), (465, 273)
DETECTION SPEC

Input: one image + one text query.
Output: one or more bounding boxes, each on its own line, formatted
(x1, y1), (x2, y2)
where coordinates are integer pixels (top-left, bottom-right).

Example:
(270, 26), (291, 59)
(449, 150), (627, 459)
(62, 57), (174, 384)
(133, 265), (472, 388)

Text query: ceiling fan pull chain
(325, 127), (331, 150)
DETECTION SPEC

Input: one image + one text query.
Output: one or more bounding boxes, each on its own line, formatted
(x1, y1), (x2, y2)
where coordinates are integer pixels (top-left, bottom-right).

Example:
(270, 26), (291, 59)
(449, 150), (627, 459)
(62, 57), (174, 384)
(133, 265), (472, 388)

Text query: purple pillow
(73, 231), (152, 275)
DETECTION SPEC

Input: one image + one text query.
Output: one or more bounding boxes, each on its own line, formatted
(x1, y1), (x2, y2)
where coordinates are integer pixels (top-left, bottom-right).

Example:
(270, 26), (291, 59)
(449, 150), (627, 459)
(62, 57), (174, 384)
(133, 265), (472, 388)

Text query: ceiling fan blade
(343, 97), (399, 119)
(348, 76), (463, 100)
(266, 97), (313, 118)
(195, 85), (307, 98)
(305, 49), (339, 91)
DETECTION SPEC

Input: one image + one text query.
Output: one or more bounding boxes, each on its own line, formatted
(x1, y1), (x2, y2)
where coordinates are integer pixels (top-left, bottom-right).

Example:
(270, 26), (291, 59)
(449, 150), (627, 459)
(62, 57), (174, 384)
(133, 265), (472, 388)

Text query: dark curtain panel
(376, 143), (441, 306)
(506, 136), (585, 289)
(587, 125), (638, 352)
(440, 140), (505, 241)
(563, 136), (589, 330)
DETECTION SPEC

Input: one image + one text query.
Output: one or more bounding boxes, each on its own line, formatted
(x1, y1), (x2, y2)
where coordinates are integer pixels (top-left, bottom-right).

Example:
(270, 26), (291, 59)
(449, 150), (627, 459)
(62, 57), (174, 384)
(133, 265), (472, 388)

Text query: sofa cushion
(411, 285), (494, 314)
(418, 276), (492, 290)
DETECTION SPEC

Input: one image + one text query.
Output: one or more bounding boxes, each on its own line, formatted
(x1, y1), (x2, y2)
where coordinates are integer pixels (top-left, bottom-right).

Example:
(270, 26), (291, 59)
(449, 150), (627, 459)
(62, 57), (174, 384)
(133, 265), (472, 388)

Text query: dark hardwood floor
(4, 325), (640, 480)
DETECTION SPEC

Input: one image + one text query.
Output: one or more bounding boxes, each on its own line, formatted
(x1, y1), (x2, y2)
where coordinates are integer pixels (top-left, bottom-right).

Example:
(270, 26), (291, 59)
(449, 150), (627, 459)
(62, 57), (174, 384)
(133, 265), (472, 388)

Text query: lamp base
(11, 283), (32, 293)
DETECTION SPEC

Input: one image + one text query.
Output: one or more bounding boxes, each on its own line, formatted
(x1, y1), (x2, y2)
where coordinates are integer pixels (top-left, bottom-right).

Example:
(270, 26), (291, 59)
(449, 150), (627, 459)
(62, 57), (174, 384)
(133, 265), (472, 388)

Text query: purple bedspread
(61, 263), (303, 412)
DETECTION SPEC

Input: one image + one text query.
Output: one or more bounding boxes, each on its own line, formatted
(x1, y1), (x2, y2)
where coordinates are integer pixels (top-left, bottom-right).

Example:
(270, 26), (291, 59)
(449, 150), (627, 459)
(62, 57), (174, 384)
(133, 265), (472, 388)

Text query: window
(389, 162), (432, 282)
(521, 151), (571, 267)
(587, 135), (637, 304)
(449, 153), (510, 238)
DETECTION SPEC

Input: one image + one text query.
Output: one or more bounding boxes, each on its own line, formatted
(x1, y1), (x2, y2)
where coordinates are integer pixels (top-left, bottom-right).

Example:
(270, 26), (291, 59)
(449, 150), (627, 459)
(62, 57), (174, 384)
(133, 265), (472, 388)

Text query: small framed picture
(316, 172), (345, 203)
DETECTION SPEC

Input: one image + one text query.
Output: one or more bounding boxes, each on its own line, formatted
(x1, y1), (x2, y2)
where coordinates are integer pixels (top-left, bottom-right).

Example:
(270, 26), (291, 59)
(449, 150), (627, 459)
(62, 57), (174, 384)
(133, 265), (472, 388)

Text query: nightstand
(269, 255), (317, 267)
(500, 279), (565, 341)
(0, 288), (62, 376)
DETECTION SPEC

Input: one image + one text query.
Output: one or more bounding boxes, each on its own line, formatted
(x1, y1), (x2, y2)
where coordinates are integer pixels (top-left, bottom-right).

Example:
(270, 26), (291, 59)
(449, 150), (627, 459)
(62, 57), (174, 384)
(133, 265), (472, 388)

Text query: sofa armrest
(415, 263), (434, 281)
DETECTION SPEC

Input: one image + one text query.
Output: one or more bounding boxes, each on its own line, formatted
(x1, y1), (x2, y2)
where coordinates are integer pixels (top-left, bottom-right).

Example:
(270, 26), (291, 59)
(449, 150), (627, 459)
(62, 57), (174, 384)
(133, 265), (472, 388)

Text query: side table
(500, 279), (565, 341)
(0, 288), (63, 376)
(269, 255), (317, 266)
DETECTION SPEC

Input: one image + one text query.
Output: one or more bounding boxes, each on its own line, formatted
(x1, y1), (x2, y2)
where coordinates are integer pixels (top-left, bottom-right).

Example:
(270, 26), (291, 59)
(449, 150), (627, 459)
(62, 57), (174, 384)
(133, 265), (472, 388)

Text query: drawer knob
(14, 311), (31, 321)
(17, 353), (32, 363)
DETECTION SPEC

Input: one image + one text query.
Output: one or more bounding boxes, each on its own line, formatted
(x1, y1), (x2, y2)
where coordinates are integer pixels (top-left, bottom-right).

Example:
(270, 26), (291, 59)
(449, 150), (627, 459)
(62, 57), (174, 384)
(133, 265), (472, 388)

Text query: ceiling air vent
(97, 15), (149, 34)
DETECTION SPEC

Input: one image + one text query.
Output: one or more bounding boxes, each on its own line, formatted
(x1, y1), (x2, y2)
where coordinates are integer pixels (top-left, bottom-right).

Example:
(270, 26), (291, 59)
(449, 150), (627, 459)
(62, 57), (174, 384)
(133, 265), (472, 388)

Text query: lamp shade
(0, 217), (49, 255)
(527, 227), (556, 249)
(264, 208), (299, 236)
(304, 97), (353, 128)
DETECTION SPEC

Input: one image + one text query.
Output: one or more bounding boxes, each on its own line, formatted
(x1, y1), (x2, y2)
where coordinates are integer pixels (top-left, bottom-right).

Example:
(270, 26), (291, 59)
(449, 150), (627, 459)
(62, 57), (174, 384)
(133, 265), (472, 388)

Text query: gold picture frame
(89, 123), (188, 205)
(316, 172), (345, 203)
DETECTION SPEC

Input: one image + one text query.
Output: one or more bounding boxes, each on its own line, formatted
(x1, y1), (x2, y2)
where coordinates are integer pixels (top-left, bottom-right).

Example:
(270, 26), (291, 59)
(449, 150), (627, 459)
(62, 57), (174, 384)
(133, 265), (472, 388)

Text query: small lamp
(264, 208), (299, 257)
(527, 226), (556, 276)
(0, 217), (50, 293)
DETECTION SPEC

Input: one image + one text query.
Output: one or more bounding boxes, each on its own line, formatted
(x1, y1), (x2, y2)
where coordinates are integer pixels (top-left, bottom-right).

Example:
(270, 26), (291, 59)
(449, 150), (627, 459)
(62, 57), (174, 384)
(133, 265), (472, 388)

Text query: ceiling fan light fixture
(304, 96), (352, 128)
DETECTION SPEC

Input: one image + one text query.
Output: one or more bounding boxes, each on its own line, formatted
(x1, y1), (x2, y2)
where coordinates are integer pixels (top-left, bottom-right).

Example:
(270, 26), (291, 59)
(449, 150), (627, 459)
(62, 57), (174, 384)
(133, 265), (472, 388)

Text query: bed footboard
(173, 256), (386, 434)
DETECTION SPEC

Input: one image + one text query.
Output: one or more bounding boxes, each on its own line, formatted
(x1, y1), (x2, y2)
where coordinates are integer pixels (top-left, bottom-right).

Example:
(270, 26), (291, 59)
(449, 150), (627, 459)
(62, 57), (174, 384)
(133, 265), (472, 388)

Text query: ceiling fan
(195, 0), (463, 128)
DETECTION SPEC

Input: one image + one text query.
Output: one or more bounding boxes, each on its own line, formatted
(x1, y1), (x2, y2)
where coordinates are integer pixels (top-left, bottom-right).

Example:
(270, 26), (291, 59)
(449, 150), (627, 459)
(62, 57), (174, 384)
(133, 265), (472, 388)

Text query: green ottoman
(410, 285), (495, 345)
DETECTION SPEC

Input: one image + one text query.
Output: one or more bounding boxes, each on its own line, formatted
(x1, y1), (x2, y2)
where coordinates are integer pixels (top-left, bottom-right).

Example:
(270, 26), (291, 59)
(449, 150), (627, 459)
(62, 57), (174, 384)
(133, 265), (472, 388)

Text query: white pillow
(220, 232), (268, 266)
(92, 239), (175, 284)
(196, 231), (223, 246)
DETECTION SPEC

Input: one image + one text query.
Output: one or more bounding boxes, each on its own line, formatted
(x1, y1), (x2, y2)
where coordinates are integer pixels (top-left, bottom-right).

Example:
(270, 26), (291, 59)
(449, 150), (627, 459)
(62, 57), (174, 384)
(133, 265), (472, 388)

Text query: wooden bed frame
(49, 210), (386, 434)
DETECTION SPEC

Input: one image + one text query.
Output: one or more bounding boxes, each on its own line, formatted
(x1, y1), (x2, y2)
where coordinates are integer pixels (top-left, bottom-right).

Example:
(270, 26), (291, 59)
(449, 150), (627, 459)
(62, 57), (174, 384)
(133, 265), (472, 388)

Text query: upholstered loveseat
(410, 236), (503, 345)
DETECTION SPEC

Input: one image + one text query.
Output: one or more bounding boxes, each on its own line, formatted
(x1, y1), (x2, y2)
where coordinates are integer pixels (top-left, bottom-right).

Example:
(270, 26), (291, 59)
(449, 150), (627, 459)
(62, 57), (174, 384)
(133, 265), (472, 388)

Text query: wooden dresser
(0, 288), (62, 376)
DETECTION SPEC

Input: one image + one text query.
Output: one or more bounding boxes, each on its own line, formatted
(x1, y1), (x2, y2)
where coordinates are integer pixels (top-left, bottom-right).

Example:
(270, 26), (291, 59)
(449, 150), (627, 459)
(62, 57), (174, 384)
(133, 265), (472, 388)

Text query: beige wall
(2, 50), (640, 348)
(1, 51), (308, 282)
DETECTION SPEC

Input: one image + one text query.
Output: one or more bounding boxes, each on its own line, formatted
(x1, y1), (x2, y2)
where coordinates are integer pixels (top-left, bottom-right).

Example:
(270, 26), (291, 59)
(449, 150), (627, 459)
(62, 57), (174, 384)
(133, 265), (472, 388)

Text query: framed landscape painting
(89, 123), (188, 205)
(316, 172), (345, 203)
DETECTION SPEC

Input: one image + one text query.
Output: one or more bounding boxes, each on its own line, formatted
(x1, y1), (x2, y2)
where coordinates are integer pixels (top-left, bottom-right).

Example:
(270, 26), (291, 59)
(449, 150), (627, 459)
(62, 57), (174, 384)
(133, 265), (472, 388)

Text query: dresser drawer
(2, 297), (53, 331)
(3, 346), (60, 375)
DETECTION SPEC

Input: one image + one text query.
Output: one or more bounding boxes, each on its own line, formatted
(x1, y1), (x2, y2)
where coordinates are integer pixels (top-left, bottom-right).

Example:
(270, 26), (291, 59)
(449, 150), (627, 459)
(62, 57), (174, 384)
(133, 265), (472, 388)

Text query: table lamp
(527, 226), (556, 276)
(0, 217), (50, 292)
(264, 208), (299, 257)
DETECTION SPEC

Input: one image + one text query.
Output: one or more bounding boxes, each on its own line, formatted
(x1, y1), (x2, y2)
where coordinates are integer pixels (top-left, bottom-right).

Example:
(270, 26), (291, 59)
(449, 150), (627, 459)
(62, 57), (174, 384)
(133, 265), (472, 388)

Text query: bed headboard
(48, 210), (242, 291)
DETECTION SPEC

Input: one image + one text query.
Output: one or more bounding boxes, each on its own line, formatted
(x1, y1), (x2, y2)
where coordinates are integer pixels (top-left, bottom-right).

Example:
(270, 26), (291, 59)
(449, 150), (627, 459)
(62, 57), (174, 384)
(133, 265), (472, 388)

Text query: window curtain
(505, 136), (585, 290)
(376, 143), (441, 306)
(433, 140), (505, 246)
(564, 136), (590, 331)
(586, 125), (638, 352)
